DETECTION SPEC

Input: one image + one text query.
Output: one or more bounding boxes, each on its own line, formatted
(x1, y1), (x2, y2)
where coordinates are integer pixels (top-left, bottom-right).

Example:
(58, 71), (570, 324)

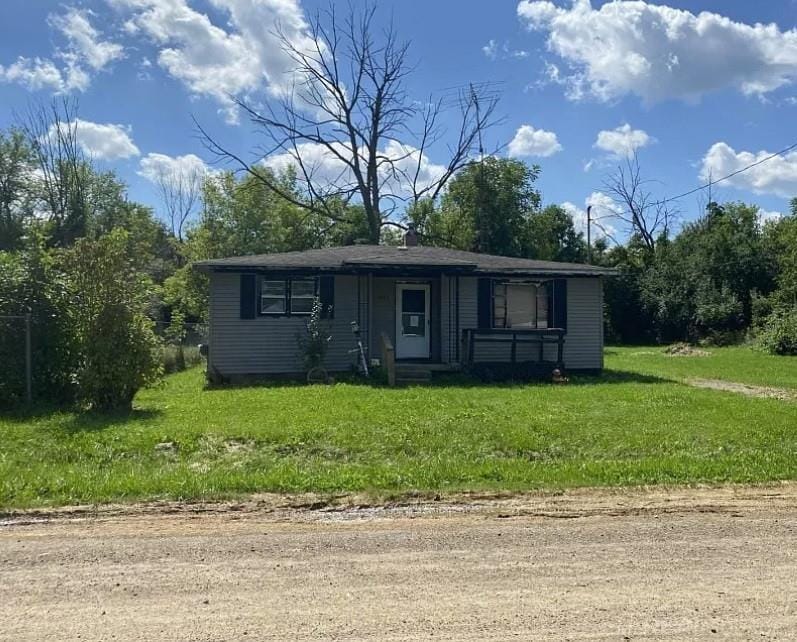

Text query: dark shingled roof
(194, 245), (615, 276)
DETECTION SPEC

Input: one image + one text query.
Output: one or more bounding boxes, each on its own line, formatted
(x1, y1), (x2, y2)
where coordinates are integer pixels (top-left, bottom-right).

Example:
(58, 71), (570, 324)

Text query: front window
(290, 279), (316, 315)
(260, 278), (317, 315)
(261, 280), (286, 314)
(493, 281), (548, 328)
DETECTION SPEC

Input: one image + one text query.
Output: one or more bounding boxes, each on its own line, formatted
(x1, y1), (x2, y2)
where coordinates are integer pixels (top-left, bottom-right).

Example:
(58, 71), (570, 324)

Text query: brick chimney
(404, 223), (419, 247)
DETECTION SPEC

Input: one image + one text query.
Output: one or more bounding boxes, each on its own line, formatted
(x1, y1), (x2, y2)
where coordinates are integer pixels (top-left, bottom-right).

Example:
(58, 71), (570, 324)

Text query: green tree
(0, 128), (36, 251)
(525, 204), (587, 262)
(197, 169), (320, 258)
(610, 201), (777, 343)
(412, 158), (543, 256)
(61, 230), (163, 411)
(762, 204), (797, 309)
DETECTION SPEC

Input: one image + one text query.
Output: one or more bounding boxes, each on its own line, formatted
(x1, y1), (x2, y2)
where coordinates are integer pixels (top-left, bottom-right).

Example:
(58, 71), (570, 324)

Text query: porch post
(557, 332), (564, 366)
(367, 272), (374, 359)
(455, 276), (460, 363)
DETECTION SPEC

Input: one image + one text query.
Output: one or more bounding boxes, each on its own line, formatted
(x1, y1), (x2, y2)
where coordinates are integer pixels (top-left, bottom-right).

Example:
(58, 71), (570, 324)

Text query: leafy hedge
(756, 309), (797, 356)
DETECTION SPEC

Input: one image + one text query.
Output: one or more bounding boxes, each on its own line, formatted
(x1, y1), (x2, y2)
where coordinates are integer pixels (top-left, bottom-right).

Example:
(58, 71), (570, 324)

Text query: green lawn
(1, 346), (796, 509)
(608, 345), (797, 390)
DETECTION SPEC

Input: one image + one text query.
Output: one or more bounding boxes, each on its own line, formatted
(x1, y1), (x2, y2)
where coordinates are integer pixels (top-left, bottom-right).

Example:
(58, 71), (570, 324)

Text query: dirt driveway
(1, 485), (796, 641)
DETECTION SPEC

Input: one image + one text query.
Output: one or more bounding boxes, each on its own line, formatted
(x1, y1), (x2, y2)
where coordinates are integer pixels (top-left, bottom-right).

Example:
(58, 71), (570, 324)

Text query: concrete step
(395, 367), (432, 375)
(396, 377), (432, 386)
(395, 366), (433, 385)
(394, 362), (435, 385)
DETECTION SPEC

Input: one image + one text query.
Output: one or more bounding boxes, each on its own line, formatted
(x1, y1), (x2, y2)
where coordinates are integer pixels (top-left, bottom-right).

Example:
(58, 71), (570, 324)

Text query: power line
(656, 140), (797, 206)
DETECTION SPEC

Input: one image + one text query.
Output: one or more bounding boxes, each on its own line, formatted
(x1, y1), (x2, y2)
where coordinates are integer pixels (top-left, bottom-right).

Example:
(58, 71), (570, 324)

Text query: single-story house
(194, 230), (614, 381)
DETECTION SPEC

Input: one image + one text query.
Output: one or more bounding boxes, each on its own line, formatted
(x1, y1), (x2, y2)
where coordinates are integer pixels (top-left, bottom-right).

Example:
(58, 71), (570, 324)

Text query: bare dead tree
(601, 153), (676, 251)
(18, 98), (92, 246)
(198, 3), (500, 244)
(154, 163), (203, 242)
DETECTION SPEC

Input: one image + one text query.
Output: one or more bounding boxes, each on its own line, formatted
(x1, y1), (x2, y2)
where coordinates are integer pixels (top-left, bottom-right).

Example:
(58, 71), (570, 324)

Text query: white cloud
(110, 0), (315, 123)
(49, 8), (124, 71)
(518, 0), (797, 103)
(262, 140), (447, 199)
(0, 57), (78, 92)
(0, 8), (122, 93)
(594, 123), (653, 158)
(482, 39), (529, 60)
(507, 124), (562, 157)
(757, 209), (783, 226)
(45, 119), (140, 160)
(561, 191), (619, 240)
(138, 152), (211, 184)
(700, 142), (797, 198)
(560, 201), (587, 233)
(586, 191), (622, 217)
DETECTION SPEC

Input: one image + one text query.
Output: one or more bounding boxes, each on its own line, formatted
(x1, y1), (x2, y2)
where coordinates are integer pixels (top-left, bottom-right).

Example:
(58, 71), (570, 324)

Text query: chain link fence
(1, 317), (206, 405)
(153, 321), (208, 374)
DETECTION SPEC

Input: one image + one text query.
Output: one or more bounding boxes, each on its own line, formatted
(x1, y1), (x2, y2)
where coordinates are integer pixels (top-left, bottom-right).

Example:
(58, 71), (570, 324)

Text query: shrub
(693, 282), (743, 340)
(61, 230), (163, 411)
(296, 297), (331, 374)
(756, 309), (797, 356)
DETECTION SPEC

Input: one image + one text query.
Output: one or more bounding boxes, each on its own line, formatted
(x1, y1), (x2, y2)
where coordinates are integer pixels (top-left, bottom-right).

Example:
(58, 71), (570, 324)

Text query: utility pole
(470, 83), (487, 253)
(586, 205), (592, 264)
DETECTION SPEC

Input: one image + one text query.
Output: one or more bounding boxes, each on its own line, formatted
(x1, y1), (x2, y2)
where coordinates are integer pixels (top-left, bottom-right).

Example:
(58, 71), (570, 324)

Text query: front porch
(365, 271), (566, 385)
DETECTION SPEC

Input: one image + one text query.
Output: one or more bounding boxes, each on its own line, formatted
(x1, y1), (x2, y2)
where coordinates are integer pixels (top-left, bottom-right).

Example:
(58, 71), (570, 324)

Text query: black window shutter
(552, 279), (567, 330)
(239, 273), (257, 319)
(477, 278), (492, 329)
(319, 275), (334, 318)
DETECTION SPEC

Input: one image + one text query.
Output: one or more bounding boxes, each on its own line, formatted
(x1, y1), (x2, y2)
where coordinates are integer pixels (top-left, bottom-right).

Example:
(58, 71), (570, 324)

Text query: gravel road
(1, 485), (796, 641)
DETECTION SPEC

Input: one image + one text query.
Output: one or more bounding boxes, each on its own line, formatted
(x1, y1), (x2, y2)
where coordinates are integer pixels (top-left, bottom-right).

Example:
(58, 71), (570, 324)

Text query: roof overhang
(194, 263), (615, 278)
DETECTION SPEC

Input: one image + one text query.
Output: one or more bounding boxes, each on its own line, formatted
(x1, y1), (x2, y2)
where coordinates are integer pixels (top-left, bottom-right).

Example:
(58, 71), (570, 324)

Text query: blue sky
(1, 0), (796, 238)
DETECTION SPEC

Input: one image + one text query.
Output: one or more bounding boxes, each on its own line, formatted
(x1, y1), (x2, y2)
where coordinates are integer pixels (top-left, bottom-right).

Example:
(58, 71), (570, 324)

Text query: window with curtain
(492, 281), (548, 328)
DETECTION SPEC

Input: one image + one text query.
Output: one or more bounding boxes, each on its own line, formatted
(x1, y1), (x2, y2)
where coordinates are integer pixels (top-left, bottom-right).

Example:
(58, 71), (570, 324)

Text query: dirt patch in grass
(688, 378), (797, 401)
(664, 343), (712, 357)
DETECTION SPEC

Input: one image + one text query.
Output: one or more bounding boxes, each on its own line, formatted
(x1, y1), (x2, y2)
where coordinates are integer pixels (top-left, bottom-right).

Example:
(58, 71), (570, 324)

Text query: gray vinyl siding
(457, 276), (604, 370)
(208, 273), (359, 376)
(562, 277), (604, 370)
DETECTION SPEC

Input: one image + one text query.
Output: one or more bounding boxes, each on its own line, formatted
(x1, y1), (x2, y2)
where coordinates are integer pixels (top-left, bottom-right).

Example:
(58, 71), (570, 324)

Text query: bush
(296, 297), (332, 374)
(693, 282), (743, 342)
(756, 309), (797, 356)
(61, 230), (163, 411)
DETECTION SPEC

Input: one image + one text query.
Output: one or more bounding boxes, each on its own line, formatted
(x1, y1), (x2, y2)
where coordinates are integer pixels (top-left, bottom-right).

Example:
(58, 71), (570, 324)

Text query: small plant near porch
(296, 297), (332, 382)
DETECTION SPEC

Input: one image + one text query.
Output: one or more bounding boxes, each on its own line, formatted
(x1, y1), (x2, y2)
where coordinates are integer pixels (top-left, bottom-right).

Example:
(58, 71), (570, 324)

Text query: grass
(0, 346), (795, 509)
(608, 345), (797, 389)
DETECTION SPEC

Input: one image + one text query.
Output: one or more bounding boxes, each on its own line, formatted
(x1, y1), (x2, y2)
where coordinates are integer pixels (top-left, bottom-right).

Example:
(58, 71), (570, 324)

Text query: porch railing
(461, 328), (565, 367)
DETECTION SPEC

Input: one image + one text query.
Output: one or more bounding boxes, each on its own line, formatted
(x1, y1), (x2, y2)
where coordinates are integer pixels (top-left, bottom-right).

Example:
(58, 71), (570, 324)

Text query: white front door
(395, 284), (431, 359)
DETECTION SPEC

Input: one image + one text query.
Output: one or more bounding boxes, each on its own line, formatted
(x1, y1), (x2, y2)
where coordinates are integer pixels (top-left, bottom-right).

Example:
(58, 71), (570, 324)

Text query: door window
(401, 288), (426, 336)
